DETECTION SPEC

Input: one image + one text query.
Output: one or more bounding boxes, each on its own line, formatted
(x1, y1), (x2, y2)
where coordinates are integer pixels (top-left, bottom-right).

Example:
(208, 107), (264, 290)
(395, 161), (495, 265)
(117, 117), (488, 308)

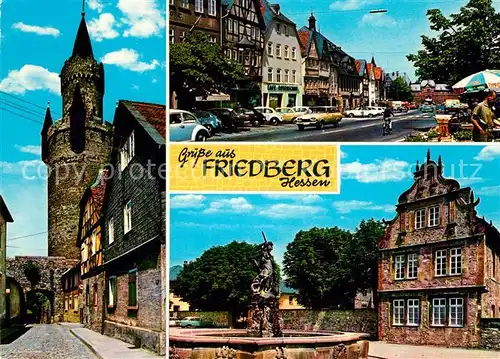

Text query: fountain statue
(247, 232), (283, 337)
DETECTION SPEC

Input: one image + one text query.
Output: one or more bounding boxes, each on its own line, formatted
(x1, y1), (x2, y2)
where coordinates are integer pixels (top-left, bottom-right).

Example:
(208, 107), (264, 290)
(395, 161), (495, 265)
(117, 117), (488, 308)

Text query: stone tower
(42, 9), (112, 260)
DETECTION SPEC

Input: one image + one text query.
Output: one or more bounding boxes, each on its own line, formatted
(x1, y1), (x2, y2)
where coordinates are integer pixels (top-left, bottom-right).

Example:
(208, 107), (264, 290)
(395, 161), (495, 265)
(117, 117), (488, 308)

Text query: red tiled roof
(367, 63), (374, 75)
(374, 67), (382, 80)
(355, 60), (362, 74)
(298, 30), (310, 56)
(124, 101), (166, 139)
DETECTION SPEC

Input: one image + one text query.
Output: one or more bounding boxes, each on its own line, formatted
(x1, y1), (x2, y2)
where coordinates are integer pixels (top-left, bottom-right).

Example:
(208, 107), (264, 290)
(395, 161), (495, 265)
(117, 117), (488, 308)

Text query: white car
(344, 107), (381, 118)
(169, 110), (210, 142)
(254, 107), (283, 125)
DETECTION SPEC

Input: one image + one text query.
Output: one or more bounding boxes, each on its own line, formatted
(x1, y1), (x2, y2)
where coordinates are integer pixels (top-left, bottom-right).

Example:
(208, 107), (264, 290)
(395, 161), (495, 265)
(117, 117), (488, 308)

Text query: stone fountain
(169, 233), (370, 359)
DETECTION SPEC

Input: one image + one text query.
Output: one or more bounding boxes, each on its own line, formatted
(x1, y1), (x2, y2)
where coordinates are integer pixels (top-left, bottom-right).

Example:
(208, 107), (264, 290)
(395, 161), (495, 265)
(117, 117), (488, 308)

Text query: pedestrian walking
(471, 90), (500, 141)
(383, 106), (395, 135)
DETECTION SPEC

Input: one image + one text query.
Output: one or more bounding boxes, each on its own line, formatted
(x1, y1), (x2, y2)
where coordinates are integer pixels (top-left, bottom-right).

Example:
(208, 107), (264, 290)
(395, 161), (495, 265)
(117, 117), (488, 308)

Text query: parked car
(234, 107), (265, 127)
(169, 318), (180, 327)
(344, 107), (381, 118)
(193, 110), (222, 135)
(276, 106), (310, 123)
(208, 108), (238, 132)
(179, 316), (214, 328)
(420, 104), (435, 113)
(295, 106), (342, 130)
(169, 110), (210, 142)
(254, 106), (283, 125)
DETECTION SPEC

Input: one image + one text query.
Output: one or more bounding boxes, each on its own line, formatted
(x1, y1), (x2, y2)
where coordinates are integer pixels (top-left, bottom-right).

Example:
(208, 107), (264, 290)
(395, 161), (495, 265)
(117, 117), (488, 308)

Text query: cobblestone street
(0, 324), (97, 359)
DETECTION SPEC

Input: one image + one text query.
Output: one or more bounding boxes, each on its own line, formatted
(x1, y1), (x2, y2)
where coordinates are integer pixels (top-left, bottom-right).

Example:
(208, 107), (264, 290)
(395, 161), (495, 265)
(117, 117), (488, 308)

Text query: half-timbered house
(169, 0), (220, 44)
(222, 0), (266, 106)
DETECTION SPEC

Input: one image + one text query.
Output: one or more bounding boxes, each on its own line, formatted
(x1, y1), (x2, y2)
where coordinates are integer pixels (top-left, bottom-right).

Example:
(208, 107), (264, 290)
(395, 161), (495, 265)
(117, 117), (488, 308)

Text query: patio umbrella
(452, 69), (500, 93)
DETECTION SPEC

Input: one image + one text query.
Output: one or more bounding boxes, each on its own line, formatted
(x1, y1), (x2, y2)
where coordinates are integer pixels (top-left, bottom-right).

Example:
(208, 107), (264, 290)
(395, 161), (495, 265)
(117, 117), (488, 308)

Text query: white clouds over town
(0, 65), (60, 95)
(12, 22), (61, 37)
(101, 48), (160, 72)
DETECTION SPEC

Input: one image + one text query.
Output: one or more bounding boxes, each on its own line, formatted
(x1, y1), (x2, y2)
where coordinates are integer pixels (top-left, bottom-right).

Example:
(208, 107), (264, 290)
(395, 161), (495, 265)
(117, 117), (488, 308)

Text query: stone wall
(82, 272), (105, 332)
(282, 309), (377, 338)
(6, 256), (79, 322)
(480, 319), (500, 350)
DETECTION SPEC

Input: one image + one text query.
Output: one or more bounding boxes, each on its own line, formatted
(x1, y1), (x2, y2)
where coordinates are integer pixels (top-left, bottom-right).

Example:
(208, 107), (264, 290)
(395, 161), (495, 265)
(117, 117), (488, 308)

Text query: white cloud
(170, 194), (205, 209)
(118, 0), (165, 38)
(152, 78), (158, 84)
(474, 146), (500, 161)
(360, 13), (398, 27)
(87, 0), (105, 13)
(203, 197), (253, 214)
(101, 48), (160, 72)
(476, 185), (500, 196)
(16, 145), (41, 156)
(87, 13), (119, 42)
(262, 194), (322, 204)
(332, 200), (394, 214)
(0, 65), (59, 95)
(342, 159), (410, 183)
(12, 22), (60, 37)
(300, 194), (322, 204)
(259, 204), (326, 219)
(0, 160), (46, 178)
(330, 0), (380, 10)
(132, 84), (139, 90)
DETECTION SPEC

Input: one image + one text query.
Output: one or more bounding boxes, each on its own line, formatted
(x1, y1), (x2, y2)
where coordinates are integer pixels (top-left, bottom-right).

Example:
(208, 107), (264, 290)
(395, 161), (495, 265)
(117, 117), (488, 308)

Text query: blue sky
(278, 0), (500, 81)
(170, 145), (500, 268)
(0, 0), (165, 257)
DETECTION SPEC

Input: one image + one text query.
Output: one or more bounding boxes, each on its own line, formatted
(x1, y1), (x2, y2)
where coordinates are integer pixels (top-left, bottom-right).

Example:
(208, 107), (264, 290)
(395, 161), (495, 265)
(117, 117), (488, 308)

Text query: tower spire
(72, 3), (93, 58)
(82, 0), (85, 16)
(427, 149), (431, 163)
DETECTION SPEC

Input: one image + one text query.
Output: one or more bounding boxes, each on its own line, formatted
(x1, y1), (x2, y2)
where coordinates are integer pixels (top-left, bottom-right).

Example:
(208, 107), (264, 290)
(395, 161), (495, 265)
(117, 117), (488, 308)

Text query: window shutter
(450, 201), (456, 222)
(440, 204), (445, 227)
(409, 211), (415, 231)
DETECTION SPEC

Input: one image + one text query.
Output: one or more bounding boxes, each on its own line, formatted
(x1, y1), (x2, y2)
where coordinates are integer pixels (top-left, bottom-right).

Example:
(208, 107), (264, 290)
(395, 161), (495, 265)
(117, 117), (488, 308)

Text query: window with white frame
(169, 29), (175, 44)
(276, 23), (281, 34)
(407, 299), (420, 326)
(407, 253), (418, 279)
(393, 299), (405, 325)
(284, 45), (289, 59)
(124, 201), (132, 234)
(276, 69), (281, 83)
(267, 42), (273, 56)
(208, 0), (216, 16)
(449, 298), (464, 327)
(276, 44), (281, 57)
(292, 70), (296, 83)
(108, 218), (114, 245)
(292, 47), (297, 60)
(284, 24), (289, 36)
(415, 208), (425, 229)
(180, 31), (186, 42)
(228, 19), (233, 32)
(267, 68), (273, 82)
(170, 0), (175, 5)
(181, 0), (189, 8)
(209, 36), (217, 43)
(432, 298), (447, 326)
(120, 131), (135, 171)
(195, 0), (203, 13)
(429, 206), (440, 227)
(395, 255), (405, 280)
(284, 69), (289, 83)
(450, 248), (462, 275)
(435, 249), (447, 276)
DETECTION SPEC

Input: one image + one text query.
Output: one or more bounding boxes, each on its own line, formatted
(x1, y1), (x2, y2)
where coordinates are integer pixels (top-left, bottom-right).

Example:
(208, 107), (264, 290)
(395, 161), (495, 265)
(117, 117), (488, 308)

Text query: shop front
(262, 84), (303, 109)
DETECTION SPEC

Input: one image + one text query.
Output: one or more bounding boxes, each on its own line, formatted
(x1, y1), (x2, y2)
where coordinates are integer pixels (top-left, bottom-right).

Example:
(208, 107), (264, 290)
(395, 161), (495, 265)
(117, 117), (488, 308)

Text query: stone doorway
(25, 289), (54, 324)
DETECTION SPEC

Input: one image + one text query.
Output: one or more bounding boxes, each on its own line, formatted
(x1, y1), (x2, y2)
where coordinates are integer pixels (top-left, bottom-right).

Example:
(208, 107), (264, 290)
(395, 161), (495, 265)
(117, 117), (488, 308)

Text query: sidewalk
(369, 341), (500, 359)
(69, 326), (162, 359)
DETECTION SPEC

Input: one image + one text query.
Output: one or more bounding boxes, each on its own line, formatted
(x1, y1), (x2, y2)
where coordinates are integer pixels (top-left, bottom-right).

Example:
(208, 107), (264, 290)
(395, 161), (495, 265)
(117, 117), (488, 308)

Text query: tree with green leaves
(173, 241), (280, 320)
(169, 32), (245, 109)
(407, 0), (500, 84)
(283, 220), (385, 309)
(388, 77), (414, 101)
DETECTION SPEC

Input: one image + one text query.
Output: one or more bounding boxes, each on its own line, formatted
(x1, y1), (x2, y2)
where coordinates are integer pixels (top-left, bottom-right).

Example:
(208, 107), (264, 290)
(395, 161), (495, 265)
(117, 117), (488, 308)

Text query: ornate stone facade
(378, 150), (500, 348)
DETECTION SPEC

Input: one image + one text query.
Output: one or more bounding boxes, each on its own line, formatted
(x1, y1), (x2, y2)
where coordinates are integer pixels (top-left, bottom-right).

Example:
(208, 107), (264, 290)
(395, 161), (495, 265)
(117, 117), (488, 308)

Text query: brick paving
(369, 341), (500, 359)
(0, 324), (97, 359)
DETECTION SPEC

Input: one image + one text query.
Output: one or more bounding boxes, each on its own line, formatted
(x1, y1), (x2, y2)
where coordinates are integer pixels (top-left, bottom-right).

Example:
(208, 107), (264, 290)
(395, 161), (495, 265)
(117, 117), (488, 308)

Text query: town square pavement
(369, 341), (500, 359)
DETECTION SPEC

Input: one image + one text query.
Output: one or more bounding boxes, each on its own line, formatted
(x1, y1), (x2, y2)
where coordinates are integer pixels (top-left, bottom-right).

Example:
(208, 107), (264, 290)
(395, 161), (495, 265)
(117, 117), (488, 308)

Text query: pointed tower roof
(41, 103), (53, 134)
(72, 13), (94, 58)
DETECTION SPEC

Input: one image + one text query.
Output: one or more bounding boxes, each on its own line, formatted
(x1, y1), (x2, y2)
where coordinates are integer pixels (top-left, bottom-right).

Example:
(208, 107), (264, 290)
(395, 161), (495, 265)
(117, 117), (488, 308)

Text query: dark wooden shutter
(128, 270), (137, 306)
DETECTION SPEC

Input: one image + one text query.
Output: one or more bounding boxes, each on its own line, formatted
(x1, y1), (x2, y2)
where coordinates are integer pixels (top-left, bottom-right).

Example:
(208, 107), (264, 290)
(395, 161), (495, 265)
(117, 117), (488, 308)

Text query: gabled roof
(261, 1), (295, 27)
(0, 195), (13, 222)
(72, 15), (94, 58)
(120, 101), (166, 145)
(298, 25), (342, 60)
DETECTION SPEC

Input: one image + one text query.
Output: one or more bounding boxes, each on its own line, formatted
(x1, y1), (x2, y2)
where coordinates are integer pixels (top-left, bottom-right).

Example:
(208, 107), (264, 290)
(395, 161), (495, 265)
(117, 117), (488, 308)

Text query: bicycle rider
(383, 105), (395, 135)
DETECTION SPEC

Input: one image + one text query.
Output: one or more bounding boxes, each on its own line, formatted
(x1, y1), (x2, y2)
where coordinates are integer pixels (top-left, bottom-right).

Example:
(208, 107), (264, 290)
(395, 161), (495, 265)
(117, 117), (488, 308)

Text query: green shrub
(453, 130), (472, 141)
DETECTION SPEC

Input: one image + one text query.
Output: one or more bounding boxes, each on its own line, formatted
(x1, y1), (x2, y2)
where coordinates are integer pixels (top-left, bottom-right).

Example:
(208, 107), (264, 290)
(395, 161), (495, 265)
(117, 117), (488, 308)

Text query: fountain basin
(169, 329), (369, 359)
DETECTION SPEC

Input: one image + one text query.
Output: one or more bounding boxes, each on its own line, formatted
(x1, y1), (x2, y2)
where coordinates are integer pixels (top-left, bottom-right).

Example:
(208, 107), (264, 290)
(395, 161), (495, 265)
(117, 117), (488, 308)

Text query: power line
(8, 231), (48, 241)
(0, 90), (61, 117)
(7, 245), (47, 250)
(0, 98), (46, 118)
(0, 107), (43, 124)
